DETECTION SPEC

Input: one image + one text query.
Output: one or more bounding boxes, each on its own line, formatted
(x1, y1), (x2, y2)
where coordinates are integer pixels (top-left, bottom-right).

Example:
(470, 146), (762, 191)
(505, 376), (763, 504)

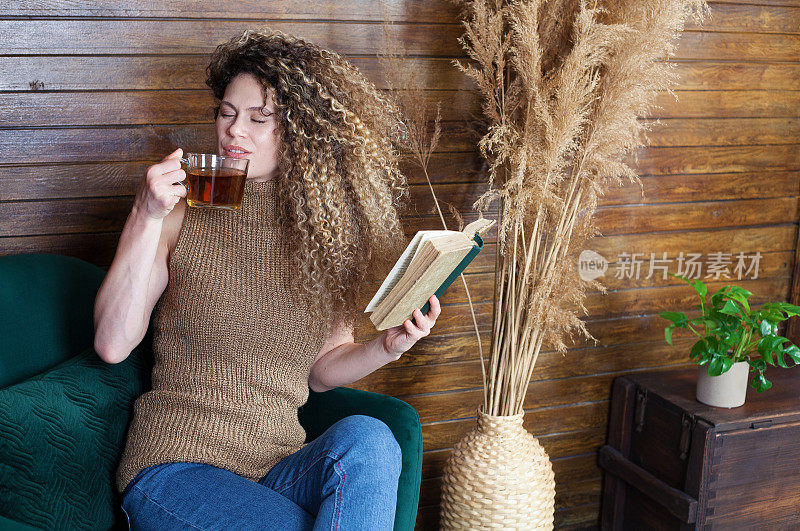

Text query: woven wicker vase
(440, 409), (555, 529)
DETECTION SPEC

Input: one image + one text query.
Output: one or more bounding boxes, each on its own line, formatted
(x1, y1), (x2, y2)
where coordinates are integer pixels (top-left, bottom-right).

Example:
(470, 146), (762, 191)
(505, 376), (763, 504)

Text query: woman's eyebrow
(220, 100), (268, 112)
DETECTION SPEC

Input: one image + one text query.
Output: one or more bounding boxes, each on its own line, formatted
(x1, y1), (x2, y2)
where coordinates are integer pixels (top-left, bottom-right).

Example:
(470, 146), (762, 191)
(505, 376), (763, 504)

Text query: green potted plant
(660, 274), (800, 408)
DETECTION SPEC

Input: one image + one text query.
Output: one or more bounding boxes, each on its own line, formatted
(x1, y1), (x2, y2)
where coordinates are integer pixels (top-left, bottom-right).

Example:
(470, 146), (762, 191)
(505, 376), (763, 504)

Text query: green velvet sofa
(0, 253), (422, 530)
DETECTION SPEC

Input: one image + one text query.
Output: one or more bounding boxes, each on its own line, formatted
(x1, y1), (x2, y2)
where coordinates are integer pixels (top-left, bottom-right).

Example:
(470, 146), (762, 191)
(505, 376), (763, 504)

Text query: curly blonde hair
(206, 29), (409, 331)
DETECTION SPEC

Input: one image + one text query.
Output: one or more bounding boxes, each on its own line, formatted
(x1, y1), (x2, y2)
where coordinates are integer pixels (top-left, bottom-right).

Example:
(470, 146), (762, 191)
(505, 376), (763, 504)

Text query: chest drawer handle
(679, 415), (692, 460)
(634, 390), (647, 432)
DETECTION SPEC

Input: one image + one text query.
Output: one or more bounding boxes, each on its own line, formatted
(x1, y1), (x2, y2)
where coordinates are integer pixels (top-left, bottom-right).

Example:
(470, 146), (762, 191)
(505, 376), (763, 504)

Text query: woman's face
(215, 72), (281, 182)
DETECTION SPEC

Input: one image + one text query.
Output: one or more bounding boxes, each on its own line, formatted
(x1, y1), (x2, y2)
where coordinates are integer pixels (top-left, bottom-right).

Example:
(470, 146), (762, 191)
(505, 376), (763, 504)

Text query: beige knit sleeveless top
(115, 178), (329, 494)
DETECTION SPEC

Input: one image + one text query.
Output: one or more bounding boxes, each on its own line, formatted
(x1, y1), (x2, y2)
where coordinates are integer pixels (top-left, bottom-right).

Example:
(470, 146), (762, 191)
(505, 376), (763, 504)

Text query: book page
(368, 234), (474, 327)
(364, 230), (453, 312)
(371, 244), (473, 330)
(369, 241), (437, 323)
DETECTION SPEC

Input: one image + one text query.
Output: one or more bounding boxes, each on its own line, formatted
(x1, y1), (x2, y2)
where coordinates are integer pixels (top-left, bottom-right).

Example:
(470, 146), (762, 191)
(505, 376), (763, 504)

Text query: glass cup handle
(179, 158), (189, 189)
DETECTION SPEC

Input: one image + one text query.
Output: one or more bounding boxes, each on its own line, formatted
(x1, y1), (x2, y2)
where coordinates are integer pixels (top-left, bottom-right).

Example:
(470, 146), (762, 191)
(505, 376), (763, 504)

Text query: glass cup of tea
(180, 153), (249, 210)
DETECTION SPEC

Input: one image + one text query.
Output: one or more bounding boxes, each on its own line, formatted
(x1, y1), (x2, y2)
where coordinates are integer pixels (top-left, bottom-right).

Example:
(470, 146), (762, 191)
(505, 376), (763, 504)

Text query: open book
(364, 218), (496, 331)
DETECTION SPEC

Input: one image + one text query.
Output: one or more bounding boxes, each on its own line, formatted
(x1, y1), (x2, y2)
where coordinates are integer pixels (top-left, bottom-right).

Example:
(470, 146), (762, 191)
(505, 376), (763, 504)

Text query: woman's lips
(223, 146), (251, 159)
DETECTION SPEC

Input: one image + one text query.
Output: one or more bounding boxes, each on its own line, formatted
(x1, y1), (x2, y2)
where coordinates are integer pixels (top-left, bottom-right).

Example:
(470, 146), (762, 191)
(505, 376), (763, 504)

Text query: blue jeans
(119, 415), (402, 530)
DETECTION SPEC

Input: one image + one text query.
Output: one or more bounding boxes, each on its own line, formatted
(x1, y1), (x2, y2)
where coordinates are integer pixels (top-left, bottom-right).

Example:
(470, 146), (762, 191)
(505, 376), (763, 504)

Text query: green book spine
(413, 233), (484, 323)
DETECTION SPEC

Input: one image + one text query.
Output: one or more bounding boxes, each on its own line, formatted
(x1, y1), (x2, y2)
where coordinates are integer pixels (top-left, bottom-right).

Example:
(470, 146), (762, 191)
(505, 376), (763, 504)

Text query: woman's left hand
(382, 295), (441, 358)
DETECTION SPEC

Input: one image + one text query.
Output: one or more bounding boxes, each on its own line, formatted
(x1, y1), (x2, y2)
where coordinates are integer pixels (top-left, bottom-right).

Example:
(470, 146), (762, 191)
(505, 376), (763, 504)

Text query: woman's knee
(328, 415), (402, 475)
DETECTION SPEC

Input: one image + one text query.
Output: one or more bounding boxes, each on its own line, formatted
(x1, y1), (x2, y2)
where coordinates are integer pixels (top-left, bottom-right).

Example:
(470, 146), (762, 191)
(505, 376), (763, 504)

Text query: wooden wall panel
(1, 1), (798, 530)
(0, 20), (464, 56)
(0, 0), (462, 22)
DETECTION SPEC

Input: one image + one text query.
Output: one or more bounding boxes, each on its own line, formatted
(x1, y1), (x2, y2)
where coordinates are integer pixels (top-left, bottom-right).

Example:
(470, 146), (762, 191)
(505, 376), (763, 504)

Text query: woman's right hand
(136, 147), (188, 220)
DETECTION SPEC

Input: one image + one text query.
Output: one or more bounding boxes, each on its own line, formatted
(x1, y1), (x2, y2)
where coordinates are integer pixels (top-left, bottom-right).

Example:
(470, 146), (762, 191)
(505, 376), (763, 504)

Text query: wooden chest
(599, 368), (800, 529)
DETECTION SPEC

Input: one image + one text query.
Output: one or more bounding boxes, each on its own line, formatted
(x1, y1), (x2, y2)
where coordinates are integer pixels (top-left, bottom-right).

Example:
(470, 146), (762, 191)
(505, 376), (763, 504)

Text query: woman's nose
(228, 115), (247, 138)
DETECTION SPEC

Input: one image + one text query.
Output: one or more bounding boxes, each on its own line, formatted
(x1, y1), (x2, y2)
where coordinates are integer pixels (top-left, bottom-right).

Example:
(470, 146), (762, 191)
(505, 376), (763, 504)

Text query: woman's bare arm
(308, 295), (441, 391)
(93, 149), (187, 364)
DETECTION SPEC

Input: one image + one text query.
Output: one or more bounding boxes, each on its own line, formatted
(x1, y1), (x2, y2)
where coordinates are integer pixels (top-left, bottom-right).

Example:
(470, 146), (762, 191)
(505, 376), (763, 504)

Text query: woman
(94, 28), (440, 530)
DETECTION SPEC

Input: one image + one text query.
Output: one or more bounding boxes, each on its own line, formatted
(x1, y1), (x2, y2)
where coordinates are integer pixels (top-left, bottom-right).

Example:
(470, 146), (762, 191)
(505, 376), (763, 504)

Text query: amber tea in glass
(181, 153), (249, 210)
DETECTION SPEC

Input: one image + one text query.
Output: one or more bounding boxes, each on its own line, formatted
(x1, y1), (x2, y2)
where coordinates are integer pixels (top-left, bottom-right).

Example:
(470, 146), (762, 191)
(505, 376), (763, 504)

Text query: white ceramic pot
(696, 361), (749, 408)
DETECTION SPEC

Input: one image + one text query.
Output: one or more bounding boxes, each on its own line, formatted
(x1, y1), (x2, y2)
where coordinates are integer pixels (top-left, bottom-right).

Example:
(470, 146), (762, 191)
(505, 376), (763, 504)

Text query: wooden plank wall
(0, 1), (798, 529)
